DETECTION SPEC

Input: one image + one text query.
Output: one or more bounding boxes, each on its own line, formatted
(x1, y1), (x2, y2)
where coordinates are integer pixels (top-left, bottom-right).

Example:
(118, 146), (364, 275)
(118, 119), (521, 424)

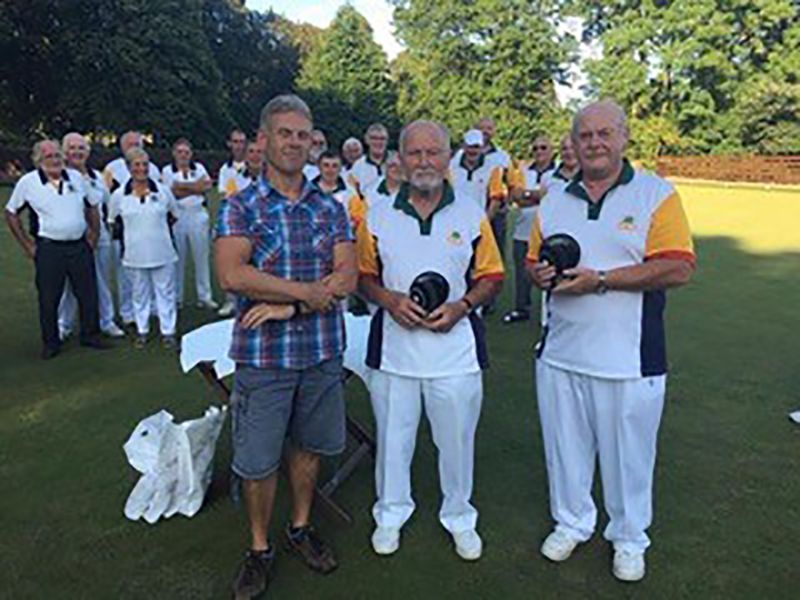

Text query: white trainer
(102, 322), (126, 338)
(612, 549), (646, 582)
(197, 299), (219, 310)
(540, 529), (580, 562)
(217, 301), (236, 317)
(371, 526), (400, 555)
(453, 529), (483, 561)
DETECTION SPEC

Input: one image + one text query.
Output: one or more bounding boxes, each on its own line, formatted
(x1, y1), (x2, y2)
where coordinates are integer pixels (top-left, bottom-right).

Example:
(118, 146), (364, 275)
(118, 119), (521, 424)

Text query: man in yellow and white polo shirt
(357, 120), (504, 562)
(217, 128), (247, 198)
(526, 101), (695, 582)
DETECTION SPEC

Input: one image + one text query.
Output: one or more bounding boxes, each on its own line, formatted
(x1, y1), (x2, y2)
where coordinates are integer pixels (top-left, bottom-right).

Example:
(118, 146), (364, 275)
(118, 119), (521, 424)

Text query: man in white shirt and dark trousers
(161, 138), (216, 310)
(5, 140), (107, 359)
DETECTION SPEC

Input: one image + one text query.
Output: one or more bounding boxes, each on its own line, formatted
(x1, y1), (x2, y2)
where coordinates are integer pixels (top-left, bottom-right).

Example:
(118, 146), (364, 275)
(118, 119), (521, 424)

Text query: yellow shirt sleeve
(488, 166), (507, 202)
(355, 217), (380, 277)
(472, 217), (505, 281)
(348, 193), (367, 233)
(526, 212), (543, 262)
(645, 191), (695, 263)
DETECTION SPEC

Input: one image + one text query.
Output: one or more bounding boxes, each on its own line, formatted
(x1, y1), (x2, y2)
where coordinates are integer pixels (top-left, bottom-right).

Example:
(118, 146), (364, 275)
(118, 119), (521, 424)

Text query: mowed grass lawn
(0, 181), (798, 599)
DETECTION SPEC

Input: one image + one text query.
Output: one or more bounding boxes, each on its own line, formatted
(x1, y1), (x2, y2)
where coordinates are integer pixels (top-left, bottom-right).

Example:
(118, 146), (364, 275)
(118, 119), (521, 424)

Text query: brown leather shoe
(232, 548), (274, 600)
(284, 524), (338, 574)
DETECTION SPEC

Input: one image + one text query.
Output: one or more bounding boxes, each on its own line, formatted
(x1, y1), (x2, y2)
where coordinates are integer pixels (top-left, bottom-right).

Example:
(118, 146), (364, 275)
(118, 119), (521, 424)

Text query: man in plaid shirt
(215, 94), (357, 599)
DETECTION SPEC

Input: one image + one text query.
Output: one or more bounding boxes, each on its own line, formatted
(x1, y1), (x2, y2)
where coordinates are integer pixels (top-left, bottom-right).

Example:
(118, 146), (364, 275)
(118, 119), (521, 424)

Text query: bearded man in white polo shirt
(356, 120), (504, 561)
(161, 138), (216, 309)
(5, 140), (107, 358)
(527, 101), (695, 582)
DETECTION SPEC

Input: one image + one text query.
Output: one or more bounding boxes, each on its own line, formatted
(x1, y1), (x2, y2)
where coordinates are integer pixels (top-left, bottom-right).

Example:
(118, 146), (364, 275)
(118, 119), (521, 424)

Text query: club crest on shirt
(618, 215), (636, 232)
(447, 230), (463, 246)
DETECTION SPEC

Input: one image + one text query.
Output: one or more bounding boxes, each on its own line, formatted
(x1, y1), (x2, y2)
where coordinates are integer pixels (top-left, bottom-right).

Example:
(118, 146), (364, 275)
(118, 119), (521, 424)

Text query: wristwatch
(596, 270), (609, 295)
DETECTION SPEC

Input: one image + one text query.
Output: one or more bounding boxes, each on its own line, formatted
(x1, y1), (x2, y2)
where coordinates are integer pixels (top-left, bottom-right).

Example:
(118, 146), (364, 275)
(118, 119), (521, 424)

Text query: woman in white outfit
(108, 148), (180, 348)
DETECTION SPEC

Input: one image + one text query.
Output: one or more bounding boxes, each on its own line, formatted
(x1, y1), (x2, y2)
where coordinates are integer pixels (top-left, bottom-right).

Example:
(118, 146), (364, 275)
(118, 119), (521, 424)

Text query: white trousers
(369, 370), (482, 534)
(59, 240), (115, 332)
(113, 240), (134, 323)
(129, 264), (176, 336)
(174, 208), (212, 304)
(536, 360), (666, 552)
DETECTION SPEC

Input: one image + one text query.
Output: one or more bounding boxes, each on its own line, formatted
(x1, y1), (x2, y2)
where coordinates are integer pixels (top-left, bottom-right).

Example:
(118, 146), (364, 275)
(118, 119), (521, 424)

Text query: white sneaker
(453, 529), (482, 561)
(197, 299), (219, 310)
(102, 322), (125, 338)
(612, 549), (646, 582)
(217, 301), (235, 317)
(540, 529), (580, 562)
(371, 526), (400, 555)
(59, 328), (73, 342)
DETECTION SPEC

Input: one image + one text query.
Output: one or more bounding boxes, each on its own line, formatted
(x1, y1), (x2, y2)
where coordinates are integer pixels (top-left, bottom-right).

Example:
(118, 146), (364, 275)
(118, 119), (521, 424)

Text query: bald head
(571, 100), (629, 181)
(120, 131), (143, 153)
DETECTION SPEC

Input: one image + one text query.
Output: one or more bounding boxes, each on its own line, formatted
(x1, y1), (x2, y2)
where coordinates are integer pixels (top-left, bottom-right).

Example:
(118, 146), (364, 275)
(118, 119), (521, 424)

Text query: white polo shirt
(349, 155), (385, 193)
(449, 153), (495, 210)
(217, 159), (245, 196)
(108, 179), (179, 269)
(103, 157), (161, 193)
(161, 161), (210, 211)
(512, 162), (554, 242)
(357, 182), (505, 378)
(527, 160), (695, 379)
(5, 168), (94, 241)
(302, 163), (320, 181)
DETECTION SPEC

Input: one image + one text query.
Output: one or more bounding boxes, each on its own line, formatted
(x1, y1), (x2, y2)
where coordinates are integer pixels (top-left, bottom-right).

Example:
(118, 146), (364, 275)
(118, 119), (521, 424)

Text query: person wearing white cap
(161, 138), (217, 310)
(58, 132), (125, 339)
(449, 129), (496, 212)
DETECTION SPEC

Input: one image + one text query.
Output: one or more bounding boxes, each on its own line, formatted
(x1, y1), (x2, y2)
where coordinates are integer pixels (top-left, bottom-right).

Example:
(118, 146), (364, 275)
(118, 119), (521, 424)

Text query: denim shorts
(230, 356), (346, 480)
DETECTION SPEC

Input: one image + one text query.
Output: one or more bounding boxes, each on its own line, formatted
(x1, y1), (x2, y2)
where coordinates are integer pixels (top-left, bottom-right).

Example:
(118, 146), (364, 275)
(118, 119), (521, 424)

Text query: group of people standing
(208, 94), (694, 599)
(5, 93), (695, 598)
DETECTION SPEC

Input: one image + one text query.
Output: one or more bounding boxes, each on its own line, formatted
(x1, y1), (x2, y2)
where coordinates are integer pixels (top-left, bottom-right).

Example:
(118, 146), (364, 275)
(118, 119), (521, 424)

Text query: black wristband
(461, 296), (474, 311)
(293, 301), (303, 316)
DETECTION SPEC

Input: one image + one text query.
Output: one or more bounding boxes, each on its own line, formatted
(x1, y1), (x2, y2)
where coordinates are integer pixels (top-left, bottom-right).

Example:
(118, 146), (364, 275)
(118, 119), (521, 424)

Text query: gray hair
(259, 94), (313, 131)
(342, 137), (363, 151)
(120, 131), (143, 150)
(124, 147), (149, 165)
(398, 120), (450, 155)
(61, 132), (88, 152)
(365, 123), (388, 137)
(571, 100), (628, 139)
(31, 139), (62, 166)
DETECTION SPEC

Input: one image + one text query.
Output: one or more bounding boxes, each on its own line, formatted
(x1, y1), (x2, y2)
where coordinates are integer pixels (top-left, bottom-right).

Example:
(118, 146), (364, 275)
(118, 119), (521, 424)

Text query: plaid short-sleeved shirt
(216, 176), (354, 369)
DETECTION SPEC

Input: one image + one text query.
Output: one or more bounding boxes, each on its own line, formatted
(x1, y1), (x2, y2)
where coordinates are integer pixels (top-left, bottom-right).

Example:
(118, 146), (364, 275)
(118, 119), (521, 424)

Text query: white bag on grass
(123, 406), (227, 524)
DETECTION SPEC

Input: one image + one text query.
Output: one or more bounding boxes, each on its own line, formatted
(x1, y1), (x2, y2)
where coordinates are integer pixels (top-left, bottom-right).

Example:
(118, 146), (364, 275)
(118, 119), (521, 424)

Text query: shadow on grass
(1, 234), (799, 599)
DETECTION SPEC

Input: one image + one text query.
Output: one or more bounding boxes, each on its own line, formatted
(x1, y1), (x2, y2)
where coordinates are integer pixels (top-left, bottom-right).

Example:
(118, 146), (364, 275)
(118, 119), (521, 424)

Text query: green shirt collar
(393, 181), (455, 235)
(565, 159), (635, 220)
